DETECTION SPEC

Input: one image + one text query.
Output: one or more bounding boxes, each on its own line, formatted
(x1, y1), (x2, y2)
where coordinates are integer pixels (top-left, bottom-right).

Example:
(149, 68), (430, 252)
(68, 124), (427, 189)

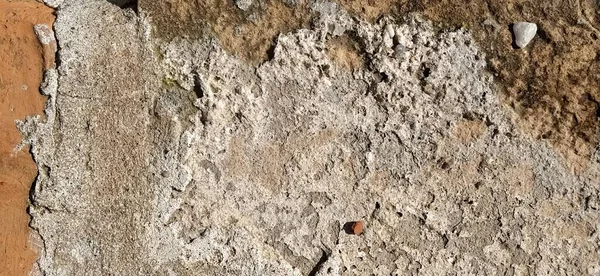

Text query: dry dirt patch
(141, 0), (313, 63)
(420, 0), (600, 172)
(326, 34), (365, 70)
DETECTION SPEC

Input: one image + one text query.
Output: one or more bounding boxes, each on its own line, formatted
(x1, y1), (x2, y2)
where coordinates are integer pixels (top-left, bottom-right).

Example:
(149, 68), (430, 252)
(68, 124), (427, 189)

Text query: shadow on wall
(107, 0), (137, 12)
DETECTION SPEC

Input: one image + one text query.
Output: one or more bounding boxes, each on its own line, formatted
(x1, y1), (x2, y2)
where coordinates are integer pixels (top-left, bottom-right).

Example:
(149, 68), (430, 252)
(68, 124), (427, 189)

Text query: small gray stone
(512, 22), (537, 48)
(394, 44), (406, 58)
(235, 0), (253, 11)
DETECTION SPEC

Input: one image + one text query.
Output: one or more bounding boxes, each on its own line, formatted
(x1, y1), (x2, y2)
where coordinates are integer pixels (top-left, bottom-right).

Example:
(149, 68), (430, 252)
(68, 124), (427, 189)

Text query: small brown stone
(344, 220), (364, 235)
(352, 221), (364, 235)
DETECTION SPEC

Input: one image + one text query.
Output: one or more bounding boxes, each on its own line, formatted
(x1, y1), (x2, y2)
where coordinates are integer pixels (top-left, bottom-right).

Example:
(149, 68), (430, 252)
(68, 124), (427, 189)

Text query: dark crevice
(508, 23), (519, 49)
(418, 64), (432, 87)
(52, 24), (62, 72)
(438, 158), (451, 170)
(536, 27), (552, 44)
(442, 234), (449, 248)
(308, 249), (329, 276)
(29, 164), (44, 205)
(193, 75), (204, 99)
(422, 67), (431, 78)
(266, 36), (278, 61)
(381, 72), (391, 83)
(199, 110), (209, 125)
(107, 0), (138, 13)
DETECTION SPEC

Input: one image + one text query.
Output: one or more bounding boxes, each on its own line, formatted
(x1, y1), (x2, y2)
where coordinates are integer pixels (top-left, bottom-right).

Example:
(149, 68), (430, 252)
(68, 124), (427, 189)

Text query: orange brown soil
(0, 1), (54, 275)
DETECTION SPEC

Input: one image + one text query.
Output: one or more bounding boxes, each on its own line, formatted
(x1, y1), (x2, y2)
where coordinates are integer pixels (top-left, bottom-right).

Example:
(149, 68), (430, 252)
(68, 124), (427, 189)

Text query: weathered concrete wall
(21, 0), (600, 275)
(21, 1), (159, 274)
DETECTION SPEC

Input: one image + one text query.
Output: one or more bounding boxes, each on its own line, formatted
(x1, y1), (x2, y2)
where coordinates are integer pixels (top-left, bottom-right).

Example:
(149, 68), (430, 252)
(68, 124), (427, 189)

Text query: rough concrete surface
(17, 0), (600, 275)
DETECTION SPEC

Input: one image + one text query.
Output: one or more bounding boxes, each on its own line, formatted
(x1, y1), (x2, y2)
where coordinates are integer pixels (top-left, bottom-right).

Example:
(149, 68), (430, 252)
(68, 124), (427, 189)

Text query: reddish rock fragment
(344, 220), (364, 235)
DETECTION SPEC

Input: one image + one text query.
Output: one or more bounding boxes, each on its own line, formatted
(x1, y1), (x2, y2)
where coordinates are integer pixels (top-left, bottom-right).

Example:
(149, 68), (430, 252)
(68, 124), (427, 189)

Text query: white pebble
(383, 24), (395, 48)
(512, 22), (537, 49)
(235, 0), (252, 11)
(384, 24), (395, 38)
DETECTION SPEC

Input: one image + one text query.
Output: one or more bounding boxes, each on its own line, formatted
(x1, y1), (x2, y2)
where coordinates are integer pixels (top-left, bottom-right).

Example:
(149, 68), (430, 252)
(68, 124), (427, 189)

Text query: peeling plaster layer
(21, 0), (600, 275)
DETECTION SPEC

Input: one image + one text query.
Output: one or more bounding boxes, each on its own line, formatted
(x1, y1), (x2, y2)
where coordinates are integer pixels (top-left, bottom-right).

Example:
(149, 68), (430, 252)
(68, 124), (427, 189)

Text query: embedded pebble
(383, 24), (395, 48)
(235, 0), (253, 11)
(349, 221), (364, 235)
(394, 44), (406, 58)
(384, 24), (395, 38)
(512, 22), (537, 48)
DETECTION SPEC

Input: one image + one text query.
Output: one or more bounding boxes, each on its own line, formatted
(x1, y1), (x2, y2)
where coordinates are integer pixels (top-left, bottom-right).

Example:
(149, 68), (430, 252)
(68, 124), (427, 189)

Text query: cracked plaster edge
(16, 21), (60, 275)
(16, 67), (59, 276)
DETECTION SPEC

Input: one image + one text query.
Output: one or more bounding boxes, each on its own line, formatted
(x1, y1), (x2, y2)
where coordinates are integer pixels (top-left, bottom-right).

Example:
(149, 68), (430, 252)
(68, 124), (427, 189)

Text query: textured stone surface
(20, 0), (600, 275)
(21, 1), (158, 274)
(137, 0), (600, 173)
